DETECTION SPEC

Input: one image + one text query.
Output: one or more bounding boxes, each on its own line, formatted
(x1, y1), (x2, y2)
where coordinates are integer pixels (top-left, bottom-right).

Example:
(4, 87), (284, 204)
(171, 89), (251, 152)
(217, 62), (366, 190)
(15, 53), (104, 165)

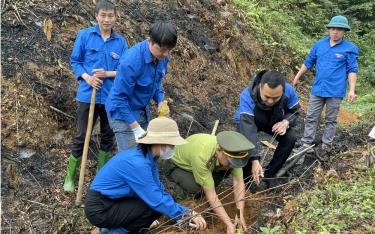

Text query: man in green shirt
(163, 131), (254, 233)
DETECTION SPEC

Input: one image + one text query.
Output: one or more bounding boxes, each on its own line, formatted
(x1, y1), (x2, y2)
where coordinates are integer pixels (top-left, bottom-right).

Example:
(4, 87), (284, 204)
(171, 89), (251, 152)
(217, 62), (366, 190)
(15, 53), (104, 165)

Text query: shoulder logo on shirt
(335, 53), (344, 59)
(111, 52), (120, 60)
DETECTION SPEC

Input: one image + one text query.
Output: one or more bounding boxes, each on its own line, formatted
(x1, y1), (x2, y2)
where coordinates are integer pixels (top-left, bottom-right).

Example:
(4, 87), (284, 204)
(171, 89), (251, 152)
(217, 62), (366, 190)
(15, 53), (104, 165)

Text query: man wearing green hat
(162, 131), (254, 233)
(292, 15), (359, 154)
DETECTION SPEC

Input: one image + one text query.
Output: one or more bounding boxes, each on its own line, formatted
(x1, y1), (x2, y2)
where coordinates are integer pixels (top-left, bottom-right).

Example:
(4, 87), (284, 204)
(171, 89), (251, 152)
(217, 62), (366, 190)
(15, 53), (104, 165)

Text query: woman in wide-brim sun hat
(137, 116), (187, 145)
(84, 117), (206, 233)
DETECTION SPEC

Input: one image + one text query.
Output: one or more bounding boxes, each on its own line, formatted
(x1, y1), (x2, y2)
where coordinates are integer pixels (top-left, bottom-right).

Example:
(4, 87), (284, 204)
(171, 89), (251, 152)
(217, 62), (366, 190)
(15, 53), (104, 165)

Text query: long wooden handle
(211, 120), (219, 135)
(75, 89), (97, 206)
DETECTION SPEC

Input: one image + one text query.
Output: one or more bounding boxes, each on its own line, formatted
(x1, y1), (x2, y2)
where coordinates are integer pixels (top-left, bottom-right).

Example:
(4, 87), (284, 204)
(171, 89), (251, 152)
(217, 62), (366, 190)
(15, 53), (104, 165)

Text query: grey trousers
(301, 94), (342, 145)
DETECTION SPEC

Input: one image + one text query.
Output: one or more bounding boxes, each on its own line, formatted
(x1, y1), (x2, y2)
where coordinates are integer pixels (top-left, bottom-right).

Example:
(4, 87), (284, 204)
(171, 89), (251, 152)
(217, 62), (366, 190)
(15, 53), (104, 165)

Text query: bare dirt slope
(0, 0), (366, 233)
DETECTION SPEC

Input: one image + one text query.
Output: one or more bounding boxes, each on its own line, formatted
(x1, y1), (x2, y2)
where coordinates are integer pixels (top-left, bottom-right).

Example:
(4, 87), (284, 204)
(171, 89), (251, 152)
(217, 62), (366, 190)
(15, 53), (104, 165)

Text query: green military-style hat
(217, 131), (255, 168)
(326, 15), (350, 31)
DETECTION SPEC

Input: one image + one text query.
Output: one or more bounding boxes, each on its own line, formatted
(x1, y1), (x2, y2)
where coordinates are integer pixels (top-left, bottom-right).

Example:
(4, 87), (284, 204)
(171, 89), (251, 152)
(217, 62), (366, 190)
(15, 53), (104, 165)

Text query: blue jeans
(108, 111), (148, 152)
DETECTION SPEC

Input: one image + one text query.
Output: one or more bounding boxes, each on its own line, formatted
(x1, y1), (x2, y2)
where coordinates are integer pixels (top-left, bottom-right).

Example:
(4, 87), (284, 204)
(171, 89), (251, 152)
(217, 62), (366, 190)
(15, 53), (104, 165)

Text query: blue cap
(326, 15), (350, 31)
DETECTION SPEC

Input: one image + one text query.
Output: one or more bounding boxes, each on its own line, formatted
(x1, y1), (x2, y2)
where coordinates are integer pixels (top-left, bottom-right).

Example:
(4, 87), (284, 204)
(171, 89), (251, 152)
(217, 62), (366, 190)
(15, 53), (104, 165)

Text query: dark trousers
(243, 125), (297, 181)
(71, 102), (114, 158)
(85, 189), (161, 233)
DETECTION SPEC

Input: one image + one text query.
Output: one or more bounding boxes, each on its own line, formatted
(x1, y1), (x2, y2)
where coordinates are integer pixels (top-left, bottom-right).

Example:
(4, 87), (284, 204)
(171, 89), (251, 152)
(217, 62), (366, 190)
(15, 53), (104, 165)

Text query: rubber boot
(97, 151), (110, 172)
(63, 155), (80, 192)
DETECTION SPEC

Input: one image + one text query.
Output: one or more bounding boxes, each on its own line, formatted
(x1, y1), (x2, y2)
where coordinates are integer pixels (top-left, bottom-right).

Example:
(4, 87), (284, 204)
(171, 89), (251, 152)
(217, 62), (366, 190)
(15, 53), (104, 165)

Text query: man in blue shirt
(85, 117), (207, 233)
(63, 0), (127, 192)
(292, 15), (359, 154)
(235, 70), (301, 188)
(106, 22), (177, 151)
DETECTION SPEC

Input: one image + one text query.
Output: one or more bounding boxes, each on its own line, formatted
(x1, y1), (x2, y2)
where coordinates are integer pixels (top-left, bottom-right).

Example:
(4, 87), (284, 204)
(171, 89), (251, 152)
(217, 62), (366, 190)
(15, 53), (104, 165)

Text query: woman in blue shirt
(85, 117), (207, 233)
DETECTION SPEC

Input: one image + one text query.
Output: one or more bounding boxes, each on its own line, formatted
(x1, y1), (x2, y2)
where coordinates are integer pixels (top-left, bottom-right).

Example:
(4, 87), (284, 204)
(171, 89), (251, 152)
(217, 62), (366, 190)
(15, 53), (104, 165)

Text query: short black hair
(149, 22), (177, 49)
(95, 0), (116, 14)
(260, 70), (286, 90)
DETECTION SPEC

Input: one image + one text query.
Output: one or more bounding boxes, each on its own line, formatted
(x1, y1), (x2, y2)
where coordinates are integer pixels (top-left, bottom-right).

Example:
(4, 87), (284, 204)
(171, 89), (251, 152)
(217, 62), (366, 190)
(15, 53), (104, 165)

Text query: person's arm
(285, 85), (301, 126)
(346, 46), (359, 104)
(203, 187), (235, 233)
(347, 72), (357, 103)
(233, 176), (246, 230)
(70, 31), (104, 89)
(292, 64), (309, 87)
(122, 161), (189, 220)
(108, 60), (140, 126)
(292, 44), (317, 86)
(189, 155), (234, 233)
(93, 38), (129, 79)
(70, 30), (88, 80)
(240, 113), (264, 185)
(153, 59), (169, 105)
(237, 90), (263, 185)
(92, 70), (117, 79)
(237, 90), (258, 161)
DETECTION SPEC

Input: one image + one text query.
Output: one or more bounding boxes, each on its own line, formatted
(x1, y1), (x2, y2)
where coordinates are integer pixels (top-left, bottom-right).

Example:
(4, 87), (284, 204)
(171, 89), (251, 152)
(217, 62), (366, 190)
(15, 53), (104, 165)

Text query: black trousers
(71, 102), (114, 158)
(243, 124), (297, 181)
(85, 189), (161, 233)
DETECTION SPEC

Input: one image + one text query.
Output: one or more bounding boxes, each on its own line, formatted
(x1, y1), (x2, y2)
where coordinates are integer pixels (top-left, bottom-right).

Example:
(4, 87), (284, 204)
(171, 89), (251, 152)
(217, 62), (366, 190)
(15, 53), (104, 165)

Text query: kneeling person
(85, 117), (206, 233)
(164, 131), (254, 233)
(235, 70), (301, 188)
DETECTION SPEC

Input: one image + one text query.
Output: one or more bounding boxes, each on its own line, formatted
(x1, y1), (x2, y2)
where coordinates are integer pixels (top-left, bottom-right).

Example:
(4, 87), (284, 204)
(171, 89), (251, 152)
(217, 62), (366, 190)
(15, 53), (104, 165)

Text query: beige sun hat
(136, 117), (188, 145)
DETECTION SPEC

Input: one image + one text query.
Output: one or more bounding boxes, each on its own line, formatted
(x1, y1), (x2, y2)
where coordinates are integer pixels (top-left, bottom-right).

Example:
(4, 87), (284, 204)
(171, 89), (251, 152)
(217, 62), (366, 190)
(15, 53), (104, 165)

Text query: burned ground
(0, 0), (369, 233)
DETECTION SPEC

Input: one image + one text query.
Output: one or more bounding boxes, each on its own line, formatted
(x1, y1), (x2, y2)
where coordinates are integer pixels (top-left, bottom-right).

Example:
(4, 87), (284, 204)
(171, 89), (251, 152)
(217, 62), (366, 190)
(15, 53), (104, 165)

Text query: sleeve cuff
(74, 67), (86, 80)
(303, 61), (313, 70)
(124, 115), (136, 125)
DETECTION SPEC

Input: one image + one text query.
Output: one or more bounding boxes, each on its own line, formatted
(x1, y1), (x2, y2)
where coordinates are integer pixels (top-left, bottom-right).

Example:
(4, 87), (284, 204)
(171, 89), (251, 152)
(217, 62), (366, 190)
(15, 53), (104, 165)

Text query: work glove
(132, 126), (146, 140)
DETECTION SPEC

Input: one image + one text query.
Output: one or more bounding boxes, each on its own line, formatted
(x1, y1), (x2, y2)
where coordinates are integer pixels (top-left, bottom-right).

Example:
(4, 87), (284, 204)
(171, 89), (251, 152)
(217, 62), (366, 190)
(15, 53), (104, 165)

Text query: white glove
(132, 126), (146, 140)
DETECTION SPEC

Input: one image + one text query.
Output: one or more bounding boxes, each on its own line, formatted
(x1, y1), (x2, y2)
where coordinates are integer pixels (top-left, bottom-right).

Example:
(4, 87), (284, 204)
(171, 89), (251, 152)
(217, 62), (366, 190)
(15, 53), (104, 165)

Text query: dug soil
(1, 0), (368, 233)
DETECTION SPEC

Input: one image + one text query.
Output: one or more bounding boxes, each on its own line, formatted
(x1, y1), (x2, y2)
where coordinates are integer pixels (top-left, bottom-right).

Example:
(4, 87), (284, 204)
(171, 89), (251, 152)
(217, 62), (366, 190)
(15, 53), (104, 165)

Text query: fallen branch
(49, 106), (74, 119)
(23, 199), (52, 209)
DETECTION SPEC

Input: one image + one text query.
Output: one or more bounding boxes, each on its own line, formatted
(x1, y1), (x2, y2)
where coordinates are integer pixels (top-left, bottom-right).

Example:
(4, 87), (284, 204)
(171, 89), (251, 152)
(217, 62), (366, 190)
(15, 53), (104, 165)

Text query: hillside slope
(1, 0), (372, 233)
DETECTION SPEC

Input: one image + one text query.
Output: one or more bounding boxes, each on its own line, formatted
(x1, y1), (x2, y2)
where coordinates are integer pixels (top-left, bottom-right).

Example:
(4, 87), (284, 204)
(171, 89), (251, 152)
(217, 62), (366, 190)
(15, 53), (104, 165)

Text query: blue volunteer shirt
(304, 37), (359, 98)
(70, 24), (127, 104)
(234, 84), (299, 123)
(90, 147), (189, 220)
(106, 40), (168, 125)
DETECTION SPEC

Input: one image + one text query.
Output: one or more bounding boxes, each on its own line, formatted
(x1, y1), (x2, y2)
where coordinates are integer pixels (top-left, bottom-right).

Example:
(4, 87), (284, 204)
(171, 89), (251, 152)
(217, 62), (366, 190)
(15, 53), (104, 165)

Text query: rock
(19, 148), (36, 158)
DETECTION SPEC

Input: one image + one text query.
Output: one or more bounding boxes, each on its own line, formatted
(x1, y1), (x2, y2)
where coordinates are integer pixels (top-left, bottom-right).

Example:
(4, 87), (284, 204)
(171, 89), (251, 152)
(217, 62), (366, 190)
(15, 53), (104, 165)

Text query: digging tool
(75, 88), (97, 206)
(211, 120), (219, 135)
(276, 144), (315, 177)
(286, 144), (315, 163)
